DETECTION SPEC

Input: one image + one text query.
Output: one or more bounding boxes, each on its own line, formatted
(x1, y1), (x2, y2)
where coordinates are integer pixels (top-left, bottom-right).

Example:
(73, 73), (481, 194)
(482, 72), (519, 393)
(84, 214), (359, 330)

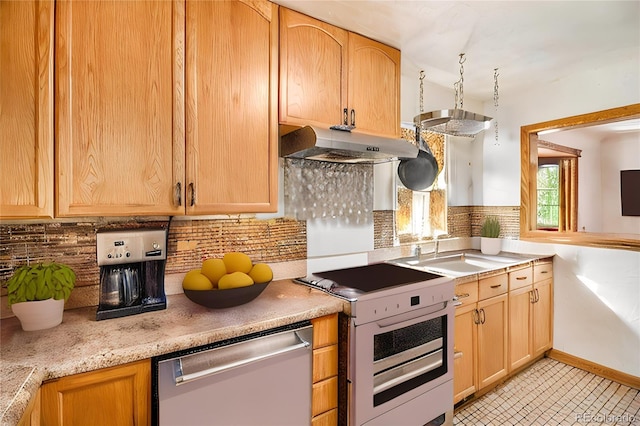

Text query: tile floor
(453, 358), (640, 425)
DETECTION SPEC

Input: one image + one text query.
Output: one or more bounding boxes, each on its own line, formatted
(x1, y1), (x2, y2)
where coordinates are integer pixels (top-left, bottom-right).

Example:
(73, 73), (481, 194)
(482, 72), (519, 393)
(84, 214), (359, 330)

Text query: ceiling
(272, 0), (640, 102)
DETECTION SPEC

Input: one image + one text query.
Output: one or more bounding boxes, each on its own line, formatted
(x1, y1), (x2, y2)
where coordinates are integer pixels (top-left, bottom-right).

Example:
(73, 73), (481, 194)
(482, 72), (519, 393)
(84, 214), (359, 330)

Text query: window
(534, 140), (580, 232)
(537, 163), (560, 230)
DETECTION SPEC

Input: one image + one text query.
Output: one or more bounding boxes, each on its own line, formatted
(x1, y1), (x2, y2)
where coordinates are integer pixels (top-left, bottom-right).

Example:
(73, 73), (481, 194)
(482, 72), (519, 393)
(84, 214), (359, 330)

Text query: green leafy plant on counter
(3, 262), (76, 306)
(481, 216), (501, 238)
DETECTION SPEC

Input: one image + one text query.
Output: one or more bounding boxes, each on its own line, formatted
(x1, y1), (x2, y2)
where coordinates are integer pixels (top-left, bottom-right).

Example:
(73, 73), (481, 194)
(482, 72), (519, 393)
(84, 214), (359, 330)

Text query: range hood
(280, 125), (419, 163)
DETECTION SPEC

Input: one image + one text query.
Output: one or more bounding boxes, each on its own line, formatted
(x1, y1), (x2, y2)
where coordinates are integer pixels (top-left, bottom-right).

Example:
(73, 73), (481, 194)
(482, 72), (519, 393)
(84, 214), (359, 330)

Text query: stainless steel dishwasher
(155, 323), (313, 425)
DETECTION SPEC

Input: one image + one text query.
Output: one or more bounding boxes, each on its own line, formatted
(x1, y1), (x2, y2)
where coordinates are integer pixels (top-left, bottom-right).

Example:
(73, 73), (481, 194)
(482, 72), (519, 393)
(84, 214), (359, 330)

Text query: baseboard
(547, 349), (640, 389)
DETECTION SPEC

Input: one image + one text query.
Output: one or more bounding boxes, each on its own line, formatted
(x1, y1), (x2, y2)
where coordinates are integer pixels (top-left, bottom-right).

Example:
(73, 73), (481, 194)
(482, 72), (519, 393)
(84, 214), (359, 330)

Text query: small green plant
(481, 216), (501, 238)
(3, 262), (76, 306)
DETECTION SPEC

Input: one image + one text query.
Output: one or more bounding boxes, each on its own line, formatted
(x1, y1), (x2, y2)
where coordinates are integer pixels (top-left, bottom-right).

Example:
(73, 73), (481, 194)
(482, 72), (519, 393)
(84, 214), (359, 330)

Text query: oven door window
(372, 316), (447, 406)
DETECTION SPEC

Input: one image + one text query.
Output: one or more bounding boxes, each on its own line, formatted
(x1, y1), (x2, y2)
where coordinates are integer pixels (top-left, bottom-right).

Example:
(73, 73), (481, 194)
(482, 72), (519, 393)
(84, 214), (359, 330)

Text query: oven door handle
(373, 349), (443, 395)
(375, 301), (449, 330)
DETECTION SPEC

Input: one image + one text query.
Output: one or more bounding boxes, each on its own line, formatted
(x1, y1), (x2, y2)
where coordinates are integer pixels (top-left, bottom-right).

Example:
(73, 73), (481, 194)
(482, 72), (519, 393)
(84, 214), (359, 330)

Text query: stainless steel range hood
(280, 125), (419, 163)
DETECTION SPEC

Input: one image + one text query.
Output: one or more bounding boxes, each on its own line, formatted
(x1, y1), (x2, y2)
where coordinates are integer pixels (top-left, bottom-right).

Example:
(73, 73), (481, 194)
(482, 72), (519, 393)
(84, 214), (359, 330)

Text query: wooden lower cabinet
(17, 388), (41, 426)
(453, 303), (477, 403)
(532, 270), (553, 356)
(40, 359), (150, 426)
(508, 262), (554, 372)
(509, 285), (534, 370)
(477, 292), (509, 389)
(453, 273), (509, 403)
(311, 314), (339, 425)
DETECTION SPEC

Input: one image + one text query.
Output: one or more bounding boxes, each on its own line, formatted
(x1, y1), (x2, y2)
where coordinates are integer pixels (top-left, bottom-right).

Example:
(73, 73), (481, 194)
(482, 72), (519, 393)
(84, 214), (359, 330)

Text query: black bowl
(183, 281), (270, 309)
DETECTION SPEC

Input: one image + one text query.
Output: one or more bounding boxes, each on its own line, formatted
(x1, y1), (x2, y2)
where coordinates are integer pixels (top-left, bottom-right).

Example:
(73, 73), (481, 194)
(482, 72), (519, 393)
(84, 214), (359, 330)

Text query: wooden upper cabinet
(347, 33), (401, 137)
(55, 0), (185, 217)
(279, 8), (400, 138)
(279, 8), (348, 129)
(185, 0), (278, 214)
(0, 0), (54, 218)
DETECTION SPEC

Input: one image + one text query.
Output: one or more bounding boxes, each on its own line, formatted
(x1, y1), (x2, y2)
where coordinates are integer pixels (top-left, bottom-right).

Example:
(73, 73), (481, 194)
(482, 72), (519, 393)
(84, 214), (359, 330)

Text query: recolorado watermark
(575, 412), (636, 423)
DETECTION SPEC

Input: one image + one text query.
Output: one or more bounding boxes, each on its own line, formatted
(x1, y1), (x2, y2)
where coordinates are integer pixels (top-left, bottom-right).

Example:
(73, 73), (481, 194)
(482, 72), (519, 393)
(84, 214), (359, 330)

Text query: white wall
(503, 239), (640, 377)
(401, 58), (640, 377)
(312, 56), (640, 377)
(482, 59), (640, 377)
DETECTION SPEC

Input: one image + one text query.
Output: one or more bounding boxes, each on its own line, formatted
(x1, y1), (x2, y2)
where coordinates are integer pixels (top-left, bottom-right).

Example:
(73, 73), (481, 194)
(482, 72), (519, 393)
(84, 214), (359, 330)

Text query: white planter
(481, 237), (501, 255)
(11, 298), (65, 331)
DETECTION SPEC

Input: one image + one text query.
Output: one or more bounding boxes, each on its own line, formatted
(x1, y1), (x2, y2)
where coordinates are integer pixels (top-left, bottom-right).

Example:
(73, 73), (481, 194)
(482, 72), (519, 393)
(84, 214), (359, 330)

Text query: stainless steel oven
(297, 262), (454, 426)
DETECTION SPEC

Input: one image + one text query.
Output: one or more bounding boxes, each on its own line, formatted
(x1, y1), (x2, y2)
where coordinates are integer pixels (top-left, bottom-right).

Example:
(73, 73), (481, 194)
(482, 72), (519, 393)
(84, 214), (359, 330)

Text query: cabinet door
(477, 293), (508, 389)
(347, 33), (401, 137)
(279, 7), (348, 129)
(186, 0), (278, 214)
(41, 360), (150, 426)
(509, 285), (533, 371)
(0, 0), (54, 218)
(454, 304), (477, 403)
(533, 278), (553, 356)
(55, 0), (185, 217)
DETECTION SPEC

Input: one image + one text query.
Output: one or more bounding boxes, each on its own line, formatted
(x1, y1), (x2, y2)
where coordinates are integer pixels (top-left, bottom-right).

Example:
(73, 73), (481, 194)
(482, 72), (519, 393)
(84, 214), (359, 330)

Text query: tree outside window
(537, 164), (559, 230)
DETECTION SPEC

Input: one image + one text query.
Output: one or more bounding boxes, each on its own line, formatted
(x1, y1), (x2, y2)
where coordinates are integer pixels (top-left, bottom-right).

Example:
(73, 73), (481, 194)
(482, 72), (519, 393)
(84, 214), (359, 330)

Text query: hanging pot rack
(414, 53), (492, 139)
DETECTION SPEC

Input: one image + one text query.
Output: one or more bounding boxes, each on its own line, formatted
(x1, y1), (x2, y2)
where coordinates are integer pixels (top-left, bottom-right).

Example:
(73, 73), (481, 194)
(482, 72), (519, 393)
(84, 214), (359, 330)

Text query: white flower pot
(481, 237), (502, 255)
(11, 298), (65, 331)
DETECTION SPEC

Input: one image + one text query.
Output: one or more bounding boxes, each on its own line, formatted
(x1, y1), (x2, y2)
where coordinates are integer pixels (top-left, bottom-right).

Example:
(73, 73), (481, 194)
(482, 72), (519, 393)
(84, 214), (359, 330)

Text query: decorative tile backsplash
(1, 206), (518, 317)
(0, 217), (306, 317)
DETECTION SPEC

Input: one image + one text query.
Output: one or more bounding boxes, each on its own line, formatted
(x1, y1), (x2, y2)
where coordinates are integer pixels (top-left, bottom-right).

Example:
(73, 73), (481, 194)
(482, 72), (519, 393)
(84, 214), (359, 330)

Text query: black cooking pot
(397, 133), (439, 191)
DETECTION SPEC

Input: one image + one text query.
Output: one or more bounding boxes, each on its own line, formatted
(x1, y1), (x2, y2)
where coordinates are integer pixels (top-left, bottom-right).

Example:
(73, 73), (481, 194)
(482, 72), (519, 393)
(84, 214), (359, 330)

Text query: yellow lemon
(201, 258), (227, 287)
(223, 252), (253, 274)
(218, 272), (254, 290)
(182, 269), (213, 290)
(248, 263), (273, 284)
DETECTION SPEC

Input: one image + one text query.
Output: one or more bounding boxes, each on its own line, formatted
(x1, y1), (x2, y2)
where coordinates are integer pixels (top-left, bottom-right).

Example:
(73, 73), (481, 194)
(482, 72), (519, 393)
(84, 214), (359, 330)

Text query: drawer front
(534, 263), (553, 282)
(455, 280), (479, 306)
(509, 267), (533, 290)
(479, 273), (508, 300)
(312, 376), (338, 417)
(311, 314), (338, 349)
(313, 344), (338, 382)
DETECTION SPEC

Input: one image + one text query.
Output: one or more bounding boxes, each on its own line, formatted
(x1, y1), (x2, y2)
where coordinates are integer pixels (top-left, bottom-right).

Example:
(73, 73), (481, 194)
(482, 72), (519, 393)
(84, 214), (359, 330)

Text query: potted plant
(480, 216), (502, 255)
(3, 262), (76, 331)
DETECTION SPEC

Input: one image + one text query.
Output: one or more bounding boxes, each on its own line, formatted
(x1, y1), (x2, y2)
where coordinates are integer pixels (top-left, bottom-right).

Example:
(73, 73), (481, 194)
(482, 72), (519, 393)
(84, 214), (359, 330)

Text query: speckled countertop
(0, 279), (346, 426)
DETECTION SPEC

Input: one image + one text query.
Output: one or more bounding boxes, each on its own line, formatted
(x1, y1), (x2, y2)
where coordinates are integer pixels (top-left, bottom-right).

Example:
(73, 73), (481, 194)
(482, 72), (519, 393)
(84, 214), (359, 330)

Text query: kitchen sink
(388, 252), (527, 277)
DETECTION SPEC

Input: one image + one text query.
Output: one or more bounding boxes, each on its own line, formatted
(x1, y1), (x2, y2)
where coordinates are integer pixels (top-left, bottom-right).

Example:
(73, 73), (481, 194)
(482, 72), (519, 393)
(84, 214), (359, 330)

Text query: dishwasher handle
(173, 325), (313, 386)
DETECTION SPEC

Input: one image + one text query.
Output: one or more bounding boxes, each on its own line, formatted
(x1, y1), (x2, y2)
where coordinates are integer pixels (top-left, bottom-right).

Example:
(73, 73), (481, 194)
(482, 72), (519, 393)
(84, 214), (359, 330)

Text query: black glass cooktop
(299, 263), (442, 294)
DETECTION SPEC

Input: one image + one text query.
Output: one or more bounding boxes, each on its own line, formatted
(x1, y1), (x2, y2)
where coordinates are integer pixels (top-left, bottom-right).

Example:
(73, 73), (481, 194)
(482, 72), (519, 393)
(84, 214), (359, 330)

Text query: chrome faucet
(413, 245), (422, 258)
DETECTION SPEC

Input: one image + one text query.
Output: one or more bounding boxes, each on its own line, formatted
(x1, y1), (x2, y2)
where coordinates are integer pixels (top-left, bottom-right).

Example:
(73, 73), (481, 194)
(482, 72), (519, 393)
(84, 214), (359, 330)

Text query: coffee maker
(96, 229), (168, 320)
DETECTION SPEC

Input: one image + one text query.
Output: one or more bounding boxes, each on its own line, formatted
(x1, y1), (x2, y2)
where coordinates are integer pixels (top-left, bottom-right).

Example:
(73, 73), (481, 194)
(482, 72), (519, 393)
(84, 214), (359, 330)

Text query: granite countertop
(0, 279), (346, 426)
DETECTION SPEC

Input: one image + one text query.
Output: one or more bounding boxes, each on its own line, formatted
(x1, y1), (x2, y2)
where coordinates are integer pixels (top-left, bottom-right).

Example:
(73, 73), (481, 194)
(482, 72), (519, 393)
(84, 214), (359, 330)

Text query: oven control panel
(97, 229), (167, 266)
(351, 278), (454, 325)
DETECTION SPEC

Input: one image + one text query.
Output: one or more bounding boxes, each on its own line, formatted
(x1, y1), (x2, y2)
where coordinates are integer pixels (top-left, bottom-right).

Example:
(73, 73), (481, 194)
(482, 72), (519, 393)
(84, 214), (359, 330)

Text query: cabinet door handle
(343, 108), (349, 125)
(490, 284), (502, 289)
(175, 182), (182, 206)
(350, 109), (356, 126)
(540, 270), (549, 274)
(479, 308), (486, 324)
(189, 183), (195, 206)
(473, 309), (480, 325)
(534, 288), (540, 303)
(454, 351), (463, 360)
(529, 290), (535, 303)
(455, 293), (470, 299)
(516, 276), (527, 280)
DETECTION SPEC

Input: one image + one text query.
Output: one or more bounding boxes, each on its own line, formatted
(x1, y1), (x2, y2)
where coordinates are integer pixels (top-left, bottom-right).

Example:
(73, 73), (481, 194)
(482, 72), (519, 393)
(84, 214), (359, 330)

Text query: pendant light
(414, 53), (492, 139)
